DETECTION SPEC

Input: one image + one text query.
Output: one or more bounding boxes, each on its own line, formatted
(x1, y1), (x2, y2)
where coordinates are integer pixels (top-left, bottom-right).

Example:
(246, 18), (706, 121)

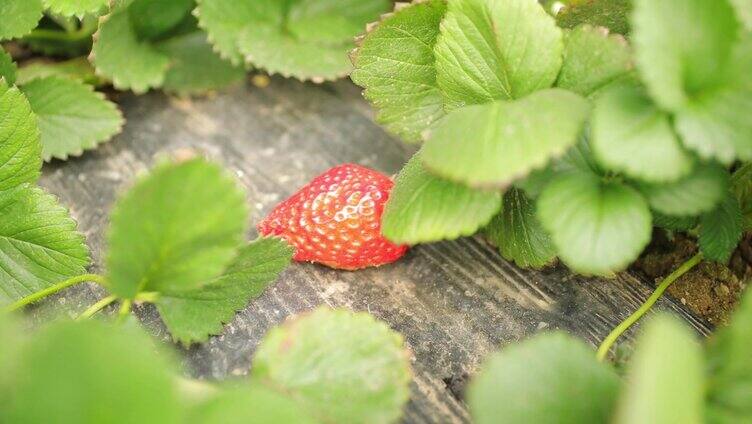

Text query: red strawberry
(258, 164), (408, 270)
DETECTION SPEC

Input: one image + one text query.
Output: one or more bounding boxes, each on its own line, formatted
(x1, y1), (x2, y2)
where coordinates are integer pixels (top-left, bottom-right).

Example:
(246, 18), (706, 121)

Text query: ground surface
(38, 78), (712, 423)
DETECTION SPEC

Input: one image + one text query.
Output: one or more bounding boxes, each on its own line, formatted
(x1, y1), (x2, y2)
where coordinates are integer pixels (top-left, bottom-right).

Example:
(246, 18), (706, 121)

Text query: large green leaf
(107, 159), (248, 299)
(43, 0), (108, 17)
(350, 0), (446, 143)
(706, 289), (752, 422)
(198, 0), (390, 81)
(0, 80), (40, 192)
(556, 24), (632, 97)
(699, 193), (743, 263)
(468, 332), (620, 424)
(422, 88), (590, 187)
(615, 316), (704, 424)
(382, 152), (501, 244)
(538, 171), (651, 275)
(157, 237), (293, 345)
(485, 188), (556, 268)
(20, 76), (123, 161)
(0, 185), (90, 306)
(591, 82), (693, 183)
(0, 0), (43, 40)
(91, 7), (170, 93)
(555, 0), (631, 35)
(252, 308), (411, 424)
(434, 0), (563, 107)
(190, 385), (319, 424)
(2, 321), (182, 424)
(157, 31), (246, 95)
(632, 0), (738, 111)
(637, 164), (728, 216)
(731, 162), (752, 230)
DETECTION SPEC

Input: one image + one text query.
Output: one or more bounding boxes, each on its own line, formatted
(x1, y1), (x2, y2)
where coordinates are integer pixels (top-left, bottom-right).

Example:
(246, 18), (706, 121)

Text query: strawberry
(258, 164), (408, 270)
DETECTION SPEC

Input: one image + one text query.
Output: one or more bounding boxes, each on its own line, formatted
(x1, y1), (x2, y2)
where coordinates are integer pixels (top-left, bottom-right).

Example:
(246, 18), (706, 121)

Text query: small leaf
(190, 385), (319, 424)
(350, 0), (446, 143)
(485, 188), (557, 268)
(42, 0), (108, 17)
(555, 0), (631, 35)
(0, 0), (43, 40)
(0, 47), (16, 85)
(556, 24), (632, 97)
(91, 7), (170, 93)
(156, 237), (293, 345)
(538, 171), (652, 275)
(16, 58), (101, 86)
(706, 289), (752, 422)
(422, 88), (590, 187)
(157, 31), (245, 95)
(591, 82), (694, 183)
(615, 316), (704, 424)
(20, 76), (123, 161)
(699, 193), (743, 263)
(468, 332), (621, 424)
(382, 152), (501, 244)
(198, 0), (390, 81)
(0, 185), (90, 307)
(107, 159), (248, 300)
(3, 321), (183, 424)
(653, 213), (699, 232)
(731, 162), (752, 231)
(0, 80), (41, 192)
(637, 164), (728, 216)
(434, 0), (563, 107)
(632, 0), (739, 111)
(252, 308), (411, 424)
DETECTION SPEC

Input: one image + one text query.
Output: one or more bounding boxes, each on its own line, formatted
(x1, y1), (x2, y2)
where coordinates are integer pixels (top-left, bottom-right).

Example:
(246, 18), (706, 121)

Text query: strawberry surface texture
(258, 163), (408, 270)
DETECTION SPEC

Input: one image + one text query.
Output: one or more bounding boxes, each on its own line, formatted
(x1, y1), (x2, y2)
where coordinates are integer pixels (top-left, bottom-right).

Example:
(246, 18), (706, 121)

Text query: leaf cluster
(352, 0), (752, 276)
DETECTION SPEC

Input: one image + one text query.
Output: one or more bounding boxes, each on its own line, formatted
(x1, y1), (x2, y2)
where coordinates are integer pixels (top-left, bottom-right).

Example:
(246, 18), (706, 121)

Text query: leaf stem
(76, 295), (117, 320)
(5, 274), (107, 312)
(596, 253), (703, 361)
(23, 18), (98, 42)
(117, 299), (132, 323)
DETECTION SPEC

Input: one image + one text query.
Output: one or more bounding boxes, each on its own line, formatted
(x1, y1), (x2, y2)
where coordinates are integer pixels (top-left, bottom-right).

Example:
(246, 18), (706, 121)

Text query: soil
(634, 230), (750, 326)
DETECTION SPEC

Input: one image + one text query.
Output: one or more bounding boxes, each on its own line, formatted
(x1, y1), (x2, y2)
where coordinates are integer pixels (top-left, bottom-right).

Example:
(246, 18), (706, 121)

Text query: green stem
(596, 253), (703, 361)
(23, 18), (97, 42)
(117, 299), (132, 323)
(76, 295), (117, 320)
(5, 274), (107, 312)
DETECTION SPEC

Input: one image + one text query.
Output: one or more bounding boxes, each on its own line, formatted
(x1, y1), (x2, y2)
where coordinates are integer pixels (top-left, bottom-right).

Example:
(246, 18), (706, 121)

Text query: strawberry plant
(351, 0), (752, 278)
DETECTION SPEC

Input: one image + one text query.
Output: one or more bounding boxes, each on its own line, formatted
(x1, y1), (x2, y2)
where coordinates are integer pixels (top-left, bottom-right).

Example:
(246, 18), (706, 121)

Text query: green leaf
(3, 320), (182, 424)
(434, 0), (563, 107)
(0, 80), (40, 191)
(198, 0), (390, 81)
(555, 0), (631, 35)
(190, 385), (319, 424)
(556, 24), (632, 97)
(0, 185), (90, 306)
(350, 0), (446, 143)
(0, 0), (43, 40)
(252, 308), (411, 424)
(127, 0), (194, 40)
(0, 47), (16, 85)
(107, 159), (248, 300)
(653, 213), (698, 231)
(468, 332), (620, 424)
(538, 171), (651, 275)
(615, 316), (704, 424)
(16, 57), (101, 86)
(731, 162), (752, 231)
(485, 188), (556, 268)
(637, 164), (729, 216)
(381, 152), (501, 244)
(43, 0), (108, 17)
(20, 76), (123, 161)
(591, 82), (694, 183)
(699, 193), (743, 263)
(422, 88), (590, 187)
(706, 289), (752, 422)
(632, 0), (738, 111)
(731, 0), (752, 30)
(157, 31), (245, 95)
(91, 7), (170, 93)
(156, 237), (293, 345)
